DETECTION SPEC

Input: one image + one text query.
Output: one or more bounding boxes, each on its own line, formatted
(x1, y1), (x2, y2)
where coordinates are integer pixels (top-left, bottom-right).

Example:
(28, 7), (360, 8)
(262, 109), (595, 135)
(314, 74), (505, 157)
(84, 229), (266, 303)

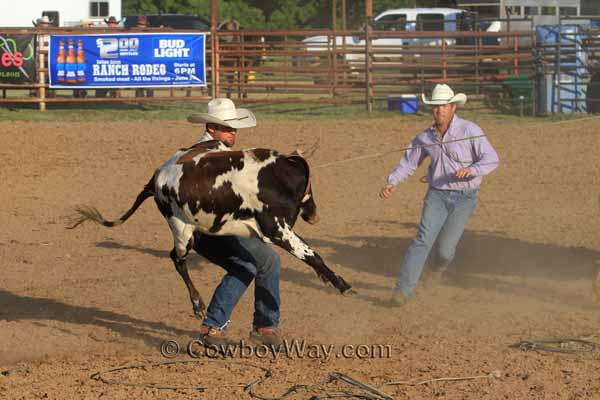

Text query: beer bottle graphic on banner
(56, 40), (66, 83)
(65, 39), (77, 84)
(76, 39), (86, 83)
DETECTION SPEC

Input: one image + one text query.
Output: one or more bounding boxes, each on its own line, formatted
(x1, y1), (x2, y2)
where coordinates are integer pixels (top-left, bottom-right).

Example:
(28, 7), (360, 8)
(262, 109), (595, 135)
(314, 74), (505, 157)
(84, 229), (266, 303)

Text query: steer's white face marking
(276, 218), (314, 260)
(213, 150), (277, 211)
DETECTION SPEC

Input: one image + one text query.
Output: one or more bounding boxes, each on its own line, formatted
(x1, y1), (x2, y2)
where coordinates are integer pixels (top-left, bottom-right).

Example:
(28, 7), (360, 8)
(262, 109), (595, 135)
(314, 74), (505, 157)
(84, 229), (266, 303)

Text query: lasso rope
(384, 370), (501, 386)
(91, 360), (394, 400)
(90, 359), (505, 398)
(90, 359), (271, 392)
(312, 115), (600, 170)
(314, 134), (488, 169)
(509, 338), (597, 354)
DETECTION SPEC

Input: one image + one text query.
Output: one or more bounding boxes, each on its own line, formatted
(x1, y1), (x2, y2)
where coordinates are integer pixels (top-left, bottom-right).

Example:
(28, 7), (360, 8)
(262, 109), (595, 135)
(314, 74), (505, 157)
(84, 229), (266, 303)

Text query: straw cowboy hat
(79, 18), (94, 27)
(422, 84), (467, 106)
(188, 98), (256, 129)
(32, 15), (53, 26)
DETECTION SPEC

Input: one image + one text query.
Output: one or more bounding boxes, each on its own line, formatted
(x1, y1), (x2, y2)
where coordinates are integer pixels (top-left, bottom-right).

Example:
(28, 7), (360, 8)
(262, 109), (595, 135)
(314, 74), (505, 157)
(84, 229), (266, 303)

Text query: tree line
(122, 0), (414, 30)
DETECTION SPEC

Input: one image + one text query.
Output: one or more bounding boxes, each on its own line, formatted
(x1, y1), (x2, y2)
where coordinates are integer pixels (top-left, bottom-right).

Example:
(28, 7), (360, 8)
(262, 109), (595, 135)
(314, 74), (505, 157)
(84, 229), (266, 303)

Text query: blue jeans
(394, 188), (478, 296)
(194, 234), (281, 330)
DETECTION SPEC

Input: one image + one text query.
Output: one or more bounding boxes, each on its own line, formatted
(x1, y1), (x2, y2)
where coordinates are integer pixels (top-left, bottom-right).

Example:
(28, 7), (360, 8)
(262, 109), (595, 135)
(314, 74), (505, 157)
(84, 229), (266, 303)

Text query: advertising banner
(48, 33), (206, 88)
(0, 34), (36, 83)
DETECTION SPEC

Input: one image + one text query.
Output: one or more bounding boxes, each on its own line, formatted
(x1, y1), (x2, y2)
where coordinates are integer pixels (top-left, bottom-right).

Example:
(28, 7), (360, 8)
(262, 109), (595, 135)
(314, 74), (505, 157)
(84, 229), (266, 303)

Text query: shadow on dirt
(92, 223), (600, 308)
(98, 240), (170, 259)
(308, 221), (600, 281)
(95, 240), (390, 306)
(97, 240), (206, 269)
(0, 289), (198, 347)
(304, 221), (600, 307)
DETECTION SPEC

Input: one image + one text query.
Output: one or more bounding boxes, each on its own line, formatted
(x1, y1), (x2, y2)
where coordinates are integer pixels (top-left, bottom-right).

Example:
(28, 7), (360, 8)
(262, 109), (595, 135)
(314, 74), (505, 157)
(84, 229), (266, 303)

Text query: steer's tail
(67, 176), (155, 229)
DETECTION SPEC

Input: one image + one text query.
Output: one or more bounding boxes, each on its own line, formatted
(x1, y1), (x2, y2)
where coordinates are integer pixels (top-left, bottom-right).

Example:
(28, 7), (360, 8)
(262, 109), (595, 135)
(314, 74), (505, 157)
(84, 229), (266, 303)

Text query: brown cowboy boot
(199, 325), (237, 347)
(421, 268), (444, 288)
(390, 291), (411, 307)
(249, 327), (283, 347)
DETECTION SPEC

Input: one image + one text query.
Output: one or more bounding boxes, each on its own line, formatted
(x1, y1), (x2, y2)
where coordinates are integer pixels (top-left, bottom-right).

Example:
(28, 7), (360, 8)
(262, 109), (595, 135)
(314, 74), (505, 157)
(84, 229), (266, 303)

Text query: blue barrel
(388, 94), (419, 113)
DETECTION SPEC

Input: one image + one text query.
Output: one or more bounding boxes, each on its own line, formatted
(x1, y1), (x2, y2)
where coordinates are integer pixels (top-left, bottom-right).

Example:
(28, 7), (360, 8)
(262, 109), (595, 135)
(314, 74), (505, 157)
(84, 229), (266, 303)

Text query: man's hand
(380, 184), (396, 199)
(456, 168), (474, 179)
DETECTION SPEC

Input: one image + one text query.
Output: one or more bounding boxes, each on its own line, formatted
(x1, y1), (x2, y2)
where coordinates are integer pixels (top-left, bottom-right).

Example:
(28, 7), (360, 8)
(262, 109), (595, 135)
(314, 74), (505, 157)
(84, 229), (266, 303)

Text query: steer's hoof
(193, 310), (205, 320)
(342, 288), (358, 297)
(192, 301), (206, 319)
(336, 276), (353, 295)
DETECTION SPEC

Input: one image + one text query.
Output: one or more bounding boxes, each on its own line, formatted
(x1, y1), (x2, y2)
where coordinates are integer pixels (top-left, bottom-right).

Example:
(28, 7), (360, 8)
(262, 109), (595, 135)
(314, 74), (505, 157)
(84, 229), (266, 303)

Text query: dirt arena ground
(1, 113), (600, 399)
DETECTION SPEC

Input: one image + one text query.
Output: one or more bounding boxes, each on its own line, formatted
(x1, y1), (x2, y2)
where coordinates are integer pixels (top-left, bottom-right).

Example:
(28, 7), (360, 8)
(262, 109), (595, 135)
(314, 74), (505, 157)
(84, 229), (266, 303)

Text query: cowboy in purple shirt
(380, 84), (499, 306)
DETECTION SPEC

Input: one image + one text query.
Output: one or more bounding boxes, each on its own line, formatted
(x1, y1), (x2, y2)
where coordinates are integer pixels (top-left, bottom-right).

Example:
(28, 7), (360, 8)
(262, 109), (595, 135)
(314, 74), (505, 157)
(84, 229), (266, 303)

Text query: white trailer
(0, 0), (122, 28)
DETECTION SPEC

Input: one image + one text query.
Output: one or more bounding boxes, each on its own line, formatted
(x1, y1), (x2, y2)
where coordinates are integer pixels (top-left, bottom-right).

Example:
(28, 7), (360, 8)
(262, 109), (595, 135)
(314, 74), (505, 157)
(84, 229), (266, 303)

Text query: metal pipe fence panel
(0, 27), (539, 112)
(214, 30), (535, 112)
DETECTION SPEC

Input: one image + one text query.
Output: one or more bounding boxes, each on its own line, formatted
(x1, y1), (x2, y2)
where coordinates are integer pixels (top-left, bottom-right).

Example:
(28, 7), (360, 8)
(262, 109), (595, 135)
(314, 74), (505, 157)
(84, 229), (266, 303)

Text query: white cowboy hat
(33, 15), (52, 26)
(422, 84), (467, 106)
(187, 98), (256, 129)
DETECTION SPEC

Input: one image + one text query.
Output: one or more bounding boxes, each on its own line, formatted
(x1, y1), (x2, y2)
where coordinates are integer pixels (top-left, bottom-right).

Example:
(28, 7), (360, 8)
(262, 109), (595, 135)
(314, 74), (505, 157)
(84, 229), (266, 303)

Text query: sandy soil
(1, 114), (600, 399)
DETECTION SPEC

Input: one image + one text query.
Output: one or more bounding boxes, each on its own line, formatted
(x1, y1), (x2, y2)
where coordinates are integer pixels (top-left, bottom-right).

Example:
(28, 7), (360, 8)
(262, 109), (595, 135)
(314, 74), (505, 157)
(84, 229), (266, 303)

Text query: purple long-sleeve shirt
(386, 115), (499, 190)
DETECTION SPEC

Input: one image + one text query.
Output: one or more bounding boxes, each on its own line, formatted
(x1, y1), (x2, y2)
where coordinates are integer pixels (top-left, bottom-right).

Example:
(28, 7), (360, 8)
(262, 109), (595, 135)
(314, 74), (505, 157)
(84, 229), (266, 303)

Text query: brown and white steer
(70, 140), (353, 317)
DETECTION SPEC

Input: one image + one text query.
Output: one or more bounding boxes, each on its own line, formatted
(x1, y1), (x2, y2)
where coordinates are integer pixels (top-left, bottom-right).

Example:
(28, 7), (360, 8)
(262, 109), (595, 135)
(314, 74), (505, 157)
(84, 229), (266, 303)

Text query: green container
(502, 74), (533, 100)
(502, 74), (534, 115)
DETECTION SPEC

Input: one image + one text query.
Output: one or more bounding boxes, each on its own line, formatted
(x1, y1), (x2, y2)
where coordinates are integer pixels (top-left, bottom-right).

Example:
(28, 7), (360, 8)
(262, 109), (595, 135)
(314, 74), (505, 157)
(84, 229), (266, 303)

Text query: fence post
(341, 0), (347, 87)
(442, 39), (447, 81)
(284, 35), (289, 89)
(557, 24), (562, 114)
(211, 0), (219, 99)
(365, 0), (373, 113)
(239, 32), (245, 99)
(38, 52), (46, 112)
(513, 34), (519, 75)
(332, 0), (337, 97)
(475, 33), (480, 95)
(327, 31), (333, 97)
(532, 29), (537, 117)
